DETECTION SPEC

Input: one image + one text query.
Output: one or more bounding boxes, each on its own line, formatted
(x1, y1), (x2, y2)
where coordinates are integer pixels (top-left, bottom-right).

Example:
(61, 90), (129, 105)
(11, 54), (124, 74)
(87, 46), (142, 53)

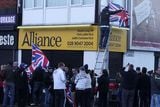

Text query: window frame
(70, 0), (82, 6)
(34, 0), (44, 9)
(82, 0), (95, 6)
(23, 0), (44, 9)
(46, 0), (68, 8)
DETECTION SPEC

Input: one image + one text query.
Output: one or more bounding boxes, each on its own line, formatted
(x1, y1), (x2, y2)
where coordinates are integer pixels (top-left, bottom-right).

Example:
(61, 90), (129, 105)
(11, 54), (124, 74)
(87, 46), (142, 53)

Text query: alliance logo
(22, 32), (62, 47)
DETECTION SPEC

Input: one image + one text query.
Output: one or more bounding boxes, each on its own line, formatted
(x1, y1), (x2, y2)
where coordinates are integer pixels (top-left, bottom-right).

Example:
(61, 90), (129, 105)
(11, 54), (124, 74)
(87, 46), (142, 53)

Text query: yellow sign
(18, 26), (98, 50)
(109, 28), (127, 52)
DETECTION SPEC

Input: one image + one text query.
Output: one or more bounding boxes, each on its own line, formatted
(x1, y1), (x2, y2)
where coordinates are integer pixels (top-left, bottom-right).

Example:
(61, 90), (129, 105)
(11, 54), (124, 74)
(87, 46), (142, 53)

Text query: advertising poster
(131, 0), (160, 51)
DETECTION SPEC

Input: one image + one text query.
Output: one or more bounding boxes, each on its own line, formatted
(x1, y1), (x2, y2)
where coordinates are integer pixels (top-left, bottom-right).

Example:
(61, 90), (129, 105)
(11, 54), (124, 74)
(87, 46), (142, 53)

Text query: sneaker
(30, 103), (36, 106)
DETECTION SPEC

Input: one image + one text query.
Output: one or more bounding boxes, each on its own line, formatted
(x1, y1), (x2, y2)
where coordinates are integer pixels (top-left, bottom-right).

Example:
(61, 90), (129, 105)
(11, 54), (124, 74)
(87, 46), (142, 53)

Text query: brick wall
(0, 0), (17, 9)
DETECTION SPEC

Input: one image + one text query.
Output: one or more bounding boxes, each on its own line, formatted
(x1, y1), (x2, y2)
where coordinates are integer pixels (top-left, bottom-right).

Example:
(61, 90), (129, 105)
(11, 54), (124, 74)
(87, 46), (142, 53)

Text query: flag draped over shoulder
(28, 44), (49, 72)
(66, 84), (75, 107)
(109, 2), (129, 27)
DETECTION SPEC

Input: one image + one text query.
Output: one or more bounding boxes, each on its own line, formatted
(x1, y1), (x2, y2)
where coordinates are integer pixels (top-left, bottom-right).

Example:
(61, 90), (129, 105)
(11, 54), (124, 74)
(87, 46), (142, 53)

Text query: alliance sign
(18, 26), (98, 51)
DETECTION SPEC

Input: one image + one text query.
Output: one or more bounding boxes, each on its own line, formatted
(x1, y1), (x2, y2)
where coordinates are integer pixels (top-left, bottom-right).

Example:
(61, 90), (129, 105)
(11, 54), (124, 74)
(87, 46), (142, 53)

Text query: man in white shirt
(53, 62), (66, 107)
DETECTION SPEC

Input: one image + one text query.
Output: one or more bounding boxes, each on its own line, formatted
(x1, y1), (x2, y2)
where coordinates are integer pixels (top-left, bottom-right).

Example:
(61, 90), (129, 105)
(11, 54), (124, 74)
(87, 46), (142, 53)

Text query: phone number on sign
(67, 41), (93, 46)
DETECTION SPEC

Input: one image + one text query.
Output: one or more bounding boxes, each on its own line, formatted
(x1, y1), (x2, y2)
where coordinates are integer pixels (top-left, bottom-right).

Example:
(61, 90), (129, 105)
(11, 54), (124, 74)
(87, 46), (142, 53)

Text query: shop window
(83, 0), (94, 5)
(34, 0), (43, 8)
(24, 0), (43, 8)
(46, 0), (67, 7)
(71, 0), (81, 5)
(24, 0), (33, 8)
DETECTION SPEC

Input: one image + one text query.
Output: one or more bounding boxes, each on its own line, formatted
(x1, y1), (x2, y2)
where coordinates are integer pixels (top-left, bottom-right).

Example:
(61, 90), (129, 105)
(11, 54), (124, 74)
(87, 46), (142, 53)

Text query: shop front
(0, 13), (18, 65)
(0, 31), (18, 65)
(18, 25), (98, 68)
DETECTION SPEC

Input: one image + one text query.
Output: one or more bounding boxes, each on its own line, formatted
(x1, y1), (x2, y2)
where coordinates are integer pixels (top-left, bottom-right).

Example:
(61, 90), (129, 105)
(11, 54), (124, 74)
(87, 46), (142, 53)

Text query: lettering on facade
(0, 15), (16, 24)
(22, 32), (62, 47)
(0, 34), (14, 46)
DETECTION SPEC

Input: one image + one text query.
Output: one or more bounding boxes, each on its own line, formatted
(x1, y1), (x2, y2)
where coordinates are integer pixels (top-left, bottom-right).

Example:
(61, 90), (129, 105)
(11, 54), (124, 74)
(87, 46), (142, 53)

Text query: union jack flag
(109, 2), (129, 27)
(28, 44), (49, 72)
(66, 84), (74, 107)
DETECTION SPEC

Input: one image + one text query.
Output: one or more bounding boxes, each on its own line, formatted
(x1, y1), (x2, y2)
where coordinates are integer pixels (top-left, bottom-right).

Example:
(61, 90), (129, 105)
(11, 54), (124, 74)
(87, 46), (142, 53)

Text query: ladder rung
(95, 68), (102, 70)
(95, 61), (103, 63)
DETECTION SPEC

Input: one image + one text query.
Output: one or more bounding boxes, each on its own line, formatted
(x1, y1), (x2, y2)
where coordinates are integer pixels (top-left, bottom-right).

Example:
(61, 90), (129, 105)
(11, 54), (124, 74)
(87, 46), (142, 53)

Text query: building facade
(19, 0), (129, 77)
(0, 0), (20, 65)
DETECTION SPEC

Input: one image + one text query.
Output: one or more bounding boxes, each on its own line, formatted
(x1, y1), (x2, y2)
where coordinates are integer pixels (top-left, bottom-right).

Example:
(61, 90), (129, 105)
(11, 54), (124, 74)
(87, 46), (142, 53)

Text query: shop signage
(109, 28), (127, 52)
(0, 15), (16, 25)
(0, 32), (17, 49)
(18, 26), (98, 51)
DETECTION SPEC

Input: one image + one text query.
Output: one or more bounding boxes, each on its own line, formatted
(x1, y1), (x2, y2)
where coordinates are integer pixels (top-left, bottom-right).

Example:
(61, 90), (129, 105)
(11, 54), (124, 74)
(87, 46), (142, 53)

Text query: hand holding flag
(28, 44), (49, 72)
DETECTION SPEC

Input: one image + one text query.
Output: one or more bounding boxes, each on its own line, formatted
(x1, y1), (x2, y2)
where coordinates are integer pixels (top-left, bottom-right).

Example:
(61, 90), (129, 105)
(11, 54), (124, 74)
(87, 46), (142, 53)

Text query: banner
(18, 26), (98, 51)
(131, 0), (160, 51)
(109, 27), (127, 52)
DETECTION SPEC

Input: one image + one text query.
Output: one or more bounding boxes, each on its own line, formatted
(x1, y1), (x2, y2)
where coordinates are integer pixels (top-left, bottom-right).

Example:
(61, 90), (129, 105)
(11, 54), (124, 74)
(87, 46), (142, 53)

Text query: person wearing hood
(75, 66), (88, 107)
(53, 62), (66, 107)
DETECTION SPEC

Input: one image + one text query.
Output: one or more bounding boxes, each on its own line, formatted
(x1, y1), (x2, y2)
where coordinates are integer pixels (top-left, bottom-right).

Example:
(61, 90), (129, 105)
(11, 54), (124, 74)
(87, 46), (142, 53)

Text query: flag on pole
(28, 44), (49, 72)
(109, 2), (129, 27)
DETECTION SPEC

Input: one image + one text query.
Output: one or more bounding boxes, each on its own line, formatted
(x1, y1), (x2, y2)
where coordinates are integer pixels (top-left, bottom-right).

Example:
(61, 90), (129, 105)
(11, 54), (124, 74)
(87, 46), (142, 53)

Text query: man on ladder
(94, 2), (122, 75)
(100, 5), (122, 49)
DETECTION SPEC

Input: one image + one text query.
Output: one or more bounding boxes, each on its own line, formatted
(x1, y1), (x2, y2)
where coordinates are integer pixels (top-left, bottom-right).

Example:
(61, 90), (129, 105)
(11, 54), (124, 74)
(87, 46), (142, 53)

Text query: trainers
(30, 103), (36, 106)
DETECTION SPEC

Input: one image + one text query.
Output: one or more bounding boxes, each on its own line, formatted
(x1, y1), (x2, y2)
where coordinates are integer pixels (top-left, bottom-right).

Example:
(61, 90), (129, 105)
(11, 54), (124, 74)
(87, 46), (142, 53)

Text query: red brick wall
(0, 0), (17, 9)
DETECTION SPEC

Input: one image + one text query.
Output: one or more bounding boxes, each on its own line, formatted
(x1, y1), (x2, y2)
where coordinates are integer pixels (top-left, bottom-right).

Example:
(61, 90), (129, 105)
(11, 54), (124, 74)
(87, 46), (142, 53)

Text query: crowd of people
(0, 61), (98, 107)
(117, 63), (160, 107)
(0, 61), (160, 107)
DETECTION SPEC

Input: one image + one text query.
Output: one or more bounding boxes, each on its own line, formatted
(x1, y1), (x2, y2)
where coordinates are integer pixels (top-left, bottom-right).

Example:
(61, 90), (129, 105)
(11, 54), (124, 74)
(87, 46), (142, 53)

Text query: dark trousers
(32, 82), (43, 104)
(0, 87), (3, 104)
(99, 91), (108, 107)
(84, 88), (92, 107)
(100, 27), (110, 48)
(139, 91), (150, 107)
(17, 88), (27, 107)
(76, 90), (85, 107)
(121, 88), (135, 107)
(133, 89), (139, 107)
(54, 89), (66, 107)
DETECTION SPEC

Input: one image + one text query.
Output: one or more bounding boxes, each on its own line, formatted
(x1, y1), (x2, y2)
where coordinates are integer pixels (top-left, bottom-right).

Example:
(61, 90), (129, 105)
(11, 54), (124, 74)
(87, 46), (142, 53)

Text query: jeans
(2, 82), (15, 107)
(150, 94), (160, 107)
(121, 88), (135, 107)
(44, 88), (52, 107)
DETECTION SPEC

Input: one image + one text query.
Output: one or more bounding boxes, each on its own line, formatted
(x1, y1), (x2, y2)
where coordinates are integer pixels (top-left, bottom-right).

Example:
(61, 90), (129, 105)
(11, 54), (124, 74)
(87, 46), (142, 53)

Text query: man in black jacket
(120, 64), (137, 107)
(100, 6), (122, 48)
(16, 63), (28, 107)
(98, 69), (109, 107)
(138, 67), (150, 107)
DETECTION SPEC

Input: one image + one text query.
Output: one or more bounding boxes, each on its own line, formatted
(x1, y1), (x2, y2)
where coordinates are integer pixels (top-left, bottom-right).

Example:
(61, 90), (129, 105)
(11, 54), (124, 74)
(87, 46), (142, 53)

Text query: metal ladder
(94, 26), (111, 75)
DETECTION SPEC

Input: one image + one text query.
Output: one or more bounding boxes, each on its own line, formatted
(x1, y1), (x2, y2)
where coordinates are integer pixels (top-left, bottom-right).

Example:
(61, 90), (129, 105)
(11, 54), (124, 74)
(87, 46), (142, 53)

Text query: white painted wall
(46, 8), (68, 24)
(23, 6), (95, 25)
(123, 51), (154, 71)
(83, 51), (97, 70)
(70, 6), (95, 24)
(23, 9), (44, 25)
